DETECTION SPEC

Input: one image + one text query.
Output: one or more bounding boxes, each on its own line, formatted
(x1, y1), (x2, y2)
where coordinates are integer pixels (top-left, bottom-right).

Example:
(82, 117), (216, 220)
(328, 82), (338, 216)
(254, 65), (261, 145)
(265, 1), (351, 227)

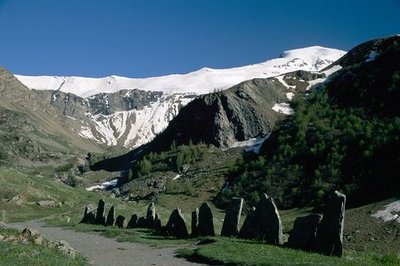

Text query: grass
(0, 227), (85, 266)
(177, 237), (400, 265)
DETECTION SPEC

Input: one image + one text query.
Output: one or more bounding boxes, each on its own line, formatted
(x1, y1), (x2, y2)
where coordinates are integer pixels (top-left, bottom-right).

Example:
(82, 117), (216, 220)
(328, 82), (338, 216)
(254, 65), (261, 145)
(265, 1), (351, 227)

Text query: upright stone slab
(165, 208), (189, 238)
(191, 208), (199, 237)
(146, 202), (156, 228)
(315, 191), (346, 257)
(136, 216), (147, 228)
(95, 199), (106, 225)
(80, 206), (95, 224)
(198, 202), (215, 236)
(238, 194), (283, 245)
(105, 205), (115, 226)
(115, 215), (126, 228)
(154, 213), (162, 230)
(127, 214), (138, 228)
(239, 207), (256, 239)
(221, 198), (244, 237)
(287, 214), (322, 251)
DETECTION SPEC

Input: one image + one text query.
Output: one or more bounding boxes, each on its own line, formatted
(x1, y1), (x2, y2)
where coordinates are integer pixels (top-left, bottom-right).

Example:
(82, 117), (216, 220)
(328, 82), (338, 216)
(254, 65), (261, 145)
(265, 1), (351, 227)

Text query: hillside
(215, 35), (400, 209)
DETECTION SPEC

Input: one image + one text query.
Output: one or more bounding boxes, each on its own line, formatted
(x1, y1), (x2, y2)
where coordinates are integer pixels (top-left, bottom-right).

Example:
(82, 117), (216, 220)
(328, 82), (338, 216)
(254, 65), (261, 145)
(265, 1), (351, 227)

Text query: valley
(0, 36), (399, 265)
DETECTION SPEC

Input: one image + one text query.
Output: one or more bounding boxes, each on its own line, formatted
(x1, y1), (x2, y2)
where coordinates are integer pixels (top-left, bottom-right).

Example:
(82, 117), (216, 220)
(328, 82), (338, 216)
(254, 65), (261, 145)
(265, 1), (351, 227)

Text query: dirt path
(8, 220), (204, 266)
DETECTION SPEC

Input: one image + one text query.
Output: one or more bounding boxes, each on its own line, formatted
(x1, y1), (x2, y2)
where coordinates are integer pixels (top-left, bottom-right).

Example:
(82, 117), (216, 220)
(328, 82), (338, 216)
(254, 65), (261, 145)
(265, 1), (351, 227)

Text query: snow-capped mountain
(15, 46), (346, 148)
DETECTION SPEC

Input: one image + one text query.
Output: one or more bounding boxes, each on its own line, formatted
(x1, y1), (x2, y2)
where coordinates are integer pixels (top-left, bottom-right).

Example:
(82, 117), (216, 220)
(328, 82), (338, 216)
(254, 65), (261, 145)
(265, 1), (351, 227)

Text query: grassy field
(177, 237), (400, 265)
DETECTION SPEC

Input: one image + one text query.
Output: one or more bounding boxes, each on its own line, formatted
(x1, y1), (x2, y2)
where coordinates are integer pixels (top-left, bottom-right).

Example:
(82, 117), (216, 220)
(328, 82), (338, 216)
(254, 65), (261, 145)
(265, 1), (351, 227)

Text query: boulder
(221, 198), (243, 237)
(238, 194), (283, 245)
(191, 208), (199, 237)
(315, 191), (346, 257)
(146, 202), (156, 228)
(115, 215), (126, 228)
(21, 228), (44, 245)
(95, 199), (106, 225)
(105, 205), (115, 226)
(165, 208), (189, 238)
(287, 214), (322, 251)
(198, 202), (215, 236)
(127, 214), (138, 228)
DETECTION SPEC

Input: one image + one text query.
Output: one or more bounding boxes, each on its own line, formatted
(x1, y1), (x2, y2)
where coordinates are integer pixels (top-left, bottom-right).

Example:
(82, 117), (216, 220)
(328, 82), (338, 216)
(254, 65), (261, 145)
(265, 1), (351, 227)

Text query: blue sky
(0, 0), (399, 77)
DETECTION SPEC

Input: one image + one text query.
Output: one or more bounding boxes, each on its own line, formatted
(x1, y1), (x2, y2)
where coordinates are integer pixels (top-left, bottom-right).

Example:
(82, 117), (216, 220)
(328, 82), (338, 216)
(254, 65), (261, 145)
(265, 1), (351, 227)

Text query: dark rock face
(146, 202), (156, 228)
(115, 215), (126, 228)
(315, 191), (346, 257)
(287, 214), (322, 251)
(95, 199), (106, 225)
(191, 208), (199, 237)
(221, 198), (244, 237)
(127, 214), (138, 228)
(136, 217), (147, 228)
(105, 206), (115, 227)
(198, 202), (215, 236)
(238, 194), (283, 245)
(151, 78), (288, 150)
(165, 208), (189, 238)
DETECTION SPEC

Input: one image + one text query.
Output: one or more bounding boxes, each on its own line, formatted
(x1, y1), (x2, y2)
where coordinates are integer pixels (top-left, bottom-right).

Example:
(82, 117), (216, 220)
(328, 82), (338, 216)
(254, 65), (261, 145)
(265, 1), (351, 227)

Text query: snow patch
(230, 135), (270, 154)
(272, 103), (294, 115)
(173, 174), (181, 180)
(371, 200), (400, 223)
(275, 75), (296, 90)
(86, 179), (118, 192)
(286, 92), (294, 101)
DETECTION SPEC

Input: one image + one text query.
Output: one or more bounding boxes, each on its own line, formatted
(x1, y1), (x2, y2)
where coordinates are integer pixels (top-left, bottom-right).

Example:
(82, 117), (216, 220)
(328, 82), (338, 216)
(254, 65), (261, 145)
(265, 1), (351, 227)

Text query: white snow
(173, 174), (181, 180)
(66, 115), (77, 121)
(272, 103), (294, 115)
(86, 179), (118, 192)
(371, 200), (400, 223)
(230, 135), (270, 154)
(275, 75), (296, 90)
(286, 92), (294, 101)
(366, 50), (379, 62)
(15, 46), (346, 98)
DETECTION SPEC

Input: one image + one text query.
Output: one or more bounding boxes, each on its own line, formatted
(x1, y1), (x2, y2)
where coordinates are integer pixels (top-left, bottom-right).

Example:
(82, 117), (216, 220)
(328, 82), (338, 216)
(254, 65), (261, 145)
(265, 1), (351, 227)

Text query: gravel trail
(8, 220), (203, 266)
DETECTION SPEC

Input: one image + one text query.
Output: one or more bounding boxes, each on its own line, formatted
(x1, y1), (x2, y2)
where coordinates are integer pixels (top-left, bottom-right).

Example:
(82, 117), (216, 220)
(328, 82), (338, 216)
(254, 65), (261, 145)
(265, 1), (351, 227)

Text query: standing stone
(198, 202), (215, 236)
(165, 208), (189, 238)
(287, 214), (322, 251)
(191, 208), (199, 237)
(127, 214), (138, 228)
(315, 191), (346, 257)
(105, 205), (115, 226)
(95, 199), (106, 225)
(239, 207), (256, 239)
(221, 198), (244, 237)
(154, 213), (162, 230)
(115, 215), (126, 228)
(238, 194), (283, 245)
(146, 202), (156, 228)
(80, 205), (95, 224)
(136, 216), (147, 228)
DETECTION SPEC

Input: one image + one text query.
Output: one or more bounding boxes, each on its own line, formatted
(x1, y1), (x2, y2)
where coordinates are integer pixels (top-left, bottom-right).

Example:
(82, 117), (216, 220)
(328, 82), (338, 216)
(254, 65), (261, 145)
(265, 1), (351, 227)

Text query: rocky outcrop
(146, 202), (156, 228)
(315, 191), (346, 257)
(80, 205), (96, 224)
(150, 78), (288, 149)
(221, 198), (243, 237)
(127, 214), (138, 228)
